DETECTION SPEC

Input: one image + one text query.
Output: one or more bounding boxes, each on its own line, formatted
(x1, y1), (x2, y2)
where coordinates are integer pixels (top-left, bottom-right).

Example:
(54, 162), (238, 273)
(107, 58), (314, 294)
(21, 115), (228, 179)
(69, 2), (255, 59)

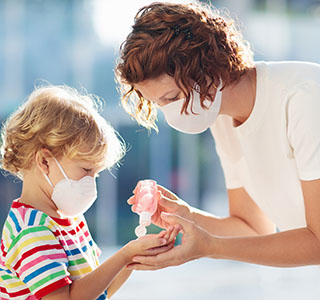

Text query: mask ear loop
(42, 156), (69, 189)
(52, 157), (70, 181)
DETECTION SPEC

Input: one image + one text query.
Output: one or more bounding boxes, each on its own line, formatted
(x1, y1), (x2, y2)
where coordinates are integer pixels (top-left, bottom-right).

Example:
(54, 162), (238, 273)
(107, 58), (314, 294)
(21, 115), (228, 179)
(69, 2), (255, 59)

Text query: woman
(115, 2), (320, 269)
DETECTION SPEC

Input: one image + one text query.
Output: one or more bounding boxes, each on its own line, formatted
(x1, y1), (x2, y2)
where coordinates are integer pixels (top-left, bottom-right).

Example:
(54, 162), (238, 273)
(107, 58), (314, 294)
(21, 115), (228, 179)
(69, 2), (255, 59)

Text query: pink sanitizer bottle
(134, 179), (158, 237)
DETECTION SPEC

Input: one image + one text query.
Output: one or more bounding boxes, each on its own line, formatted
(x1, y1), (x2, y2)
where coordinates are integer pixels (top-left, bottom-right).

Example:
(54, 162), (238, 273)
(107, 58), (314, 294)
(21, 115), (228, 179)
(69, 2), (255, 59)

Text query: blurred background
(1, 0), (320, 299)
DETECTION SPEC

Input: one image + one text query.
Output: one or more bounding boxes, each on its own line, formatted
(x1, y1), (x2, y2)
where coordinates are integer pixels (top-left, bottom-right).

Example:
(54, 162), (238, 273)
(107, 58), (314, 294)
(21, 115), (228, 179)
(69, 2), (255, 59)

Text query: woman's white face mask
(159, 84), (222, 134)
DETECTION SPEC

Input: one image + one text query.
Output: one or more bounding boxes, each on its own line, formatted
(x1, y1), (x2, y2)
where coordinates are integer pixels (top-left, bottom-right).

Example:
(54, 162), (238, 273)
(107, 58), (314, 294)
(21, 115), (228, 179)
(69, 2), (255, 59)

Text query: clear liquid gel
(134, 180), (158, 237)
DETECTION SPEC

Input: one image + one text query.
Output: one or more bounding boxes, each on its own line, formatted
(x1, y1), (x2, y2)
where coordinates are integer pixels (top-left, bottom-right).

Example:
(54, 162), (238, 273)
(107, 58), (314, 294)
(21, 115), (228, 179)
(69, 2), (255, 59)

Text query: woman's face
(135, 74), (184, 107)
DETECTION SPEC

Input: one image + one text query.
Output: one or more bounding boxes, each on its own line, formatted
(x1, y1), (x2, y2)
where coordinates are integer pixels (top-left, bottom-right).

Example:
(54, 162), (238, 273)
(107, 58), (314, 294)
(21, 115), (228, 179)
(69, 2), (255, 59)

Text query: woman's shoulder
(256, 60), (320, 84)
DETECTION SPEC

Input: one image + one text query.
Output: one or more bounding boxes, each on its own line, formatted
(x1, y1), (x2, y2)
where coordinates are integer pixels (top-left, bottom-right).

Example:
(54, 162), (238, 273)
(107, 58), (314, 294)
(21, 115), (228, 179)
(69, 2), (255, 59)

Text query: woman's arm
(127, 179), (320, 269)
(135, 184), (275, 236)
(190, 187), (276, 236)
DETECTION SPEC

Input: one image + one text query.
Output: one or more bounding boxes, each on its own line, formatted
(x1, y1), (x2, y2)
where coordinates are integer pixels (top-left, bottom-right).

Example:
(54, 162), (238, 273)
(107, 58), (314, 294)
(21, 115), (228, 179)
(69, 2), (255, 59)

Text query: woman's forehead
(135, 74), (178, 97)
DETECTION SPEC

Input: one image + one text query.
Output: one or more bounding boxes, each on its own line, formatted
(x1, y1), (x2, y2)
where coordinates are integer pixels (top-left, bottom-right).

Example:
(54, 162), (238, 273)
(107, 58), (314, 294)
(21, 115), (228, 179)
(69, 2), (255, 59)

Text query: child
(0, 85), (180, 299)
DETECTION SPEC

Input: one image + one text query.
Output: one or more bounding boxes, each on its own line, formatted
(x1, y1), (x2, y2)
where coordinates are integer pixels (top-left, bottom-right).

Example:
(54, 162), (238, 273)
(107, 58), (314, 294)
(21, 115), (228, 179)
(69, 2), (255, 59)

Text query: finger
(167, 224), (181, 243)
(157, 185), (178, 200)
(144, 241), (175, 256)
(132, 245), (181, 265)
(157, 230), (167, 238)
(131, 204), (137, 213)
(126, 263), (168, 271)
(158, 194), (179, 210)
(127, 195), (136, 205)
(138, 234), (167, 249)
(163, 225), (174, 240)
(161, 212), (192, 231)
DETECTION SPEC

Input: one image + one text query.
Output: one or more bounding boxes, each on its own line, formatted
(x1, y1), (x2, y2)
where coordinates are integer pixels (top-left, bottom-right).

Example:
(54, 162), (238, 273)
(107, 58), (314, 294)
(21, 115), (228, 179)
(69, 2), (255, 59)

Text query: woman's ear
(35, 148), (53, 175)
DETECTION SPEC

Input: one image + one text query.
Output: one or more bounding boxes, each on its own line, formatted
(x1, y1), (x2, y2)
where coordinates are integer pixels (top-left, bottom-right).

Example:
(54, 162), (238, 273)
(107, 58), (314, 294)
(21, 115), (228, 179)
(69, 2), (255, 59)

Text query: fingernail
(161, 238), (167, 245)
(132, 257), (140, 262)
(161, 212), (170, 218)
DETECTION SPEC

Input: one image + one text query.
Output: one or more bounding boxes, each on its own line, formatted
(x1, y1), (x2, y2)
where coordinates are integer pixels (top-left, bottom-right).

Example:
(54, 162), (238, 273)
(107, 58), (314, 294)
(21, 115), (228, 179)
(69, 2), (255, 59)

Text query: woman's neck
(219, 67), (256, 127)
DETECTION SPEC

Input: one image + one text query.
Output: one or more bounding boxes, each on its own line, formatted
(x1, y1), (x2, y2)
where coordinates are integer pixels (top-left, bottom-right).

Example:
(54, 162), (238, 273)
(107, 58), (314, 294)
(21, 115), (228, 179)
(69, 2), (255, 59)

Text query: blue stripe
(65, 245), (88, 256)
(24, 262), (62, 283)
(9, 211), (21, 232)
(28, 210), (37, 226)
(96, 290), (107, 300)
(66, 248), (80, 256)
(0, 267), (12, 274)
(89, 240), (93, 246)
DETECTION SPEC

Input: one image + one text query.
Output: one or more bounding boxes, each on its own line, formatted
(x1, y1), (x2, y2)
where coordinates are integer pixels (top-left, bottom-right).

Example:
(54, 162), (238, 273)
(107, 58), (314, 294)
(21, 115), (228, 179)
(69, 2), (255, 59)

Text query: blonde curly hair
(0, 85), (125, 179)
(116, 1), (254, 131)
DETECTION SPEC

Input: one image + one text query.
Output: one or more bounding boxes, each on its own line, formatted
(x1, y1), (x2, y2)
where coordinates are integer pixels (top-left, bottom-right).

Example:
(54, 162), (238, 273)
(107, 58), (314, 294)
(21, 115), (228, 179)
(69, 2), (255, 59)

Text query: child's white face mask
(43, 157), (97, 218)
(159, 84), (222, 134)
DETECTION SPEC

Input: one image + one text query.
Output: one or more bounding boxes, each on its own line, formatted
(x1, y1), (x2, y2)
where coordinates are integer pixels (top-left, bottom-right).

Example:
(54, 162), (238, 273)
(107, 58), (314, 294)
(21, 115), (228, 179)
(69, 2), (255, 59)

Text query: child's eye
(83, 168), (92, 172)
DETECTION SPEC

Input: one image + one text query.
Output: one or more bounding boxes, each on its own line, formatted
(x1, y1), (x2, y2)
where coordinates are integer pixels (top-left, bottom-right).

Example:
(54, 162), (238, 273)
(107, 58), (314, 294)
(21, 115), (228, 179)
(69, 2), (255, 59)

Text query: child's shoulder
(2, 200), (60, 244)
(7, 199), (50, 226)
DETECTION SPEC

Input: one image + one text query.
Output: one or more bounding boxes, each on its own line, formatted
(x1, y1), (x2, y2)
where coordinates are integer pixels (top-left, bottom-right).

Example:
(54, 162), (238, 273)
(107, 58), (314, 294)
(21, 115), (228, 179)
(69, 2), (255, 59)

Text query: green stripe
(68, 257), (87, 266)
(1, 274), (12, 280)
(29, 270), (67, 291)
(39, 213), (48, 226)
(5, 220), (15, 241)
(7, 226), (50, 253)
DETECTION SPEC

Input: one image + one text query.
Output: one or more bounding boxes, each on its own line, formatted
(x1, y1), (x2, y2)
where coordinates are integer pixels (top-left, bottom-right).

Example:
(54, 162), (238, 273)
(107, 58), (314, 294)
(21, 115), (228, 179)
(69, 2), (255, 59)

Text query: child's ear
(35, 148), (53, 175)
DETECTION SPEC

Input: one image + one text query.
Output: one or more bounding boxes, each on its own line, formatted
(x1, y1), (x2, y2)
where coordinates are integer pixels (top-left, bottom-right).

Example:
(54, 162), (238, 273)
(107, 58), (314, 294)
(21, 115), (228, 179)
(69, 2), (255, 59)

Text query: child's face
(49, 156), (104, 185)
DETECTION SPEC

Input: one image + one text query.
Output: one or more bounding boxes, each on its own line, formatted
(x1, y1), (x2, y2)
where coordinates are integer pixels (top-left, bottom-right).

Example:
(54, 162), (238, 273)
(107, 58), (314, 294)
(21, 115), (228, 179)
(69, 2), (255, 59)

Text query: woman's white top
(211, 61), (320, 231)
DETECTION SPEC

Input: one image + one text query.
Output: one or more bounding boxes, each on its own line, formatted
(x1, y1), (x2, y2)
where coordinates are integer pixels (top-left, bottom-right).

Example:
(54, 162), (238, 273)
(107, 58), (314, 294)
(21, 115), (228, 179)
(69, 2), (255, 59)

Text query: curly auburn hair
(0, 85), (125, 179)
(115, 1), (254, 131)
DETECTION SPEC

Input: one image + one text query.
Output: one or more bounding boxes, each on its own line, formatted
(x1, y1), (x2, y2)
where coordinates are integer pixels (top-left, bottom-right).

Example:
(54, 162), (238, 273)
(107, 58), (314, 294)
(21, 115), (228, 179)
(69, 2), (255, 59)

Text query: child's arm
(43, 226), (180, 300)
(107, 225), (179, 299)
(106, 269), (132, 299)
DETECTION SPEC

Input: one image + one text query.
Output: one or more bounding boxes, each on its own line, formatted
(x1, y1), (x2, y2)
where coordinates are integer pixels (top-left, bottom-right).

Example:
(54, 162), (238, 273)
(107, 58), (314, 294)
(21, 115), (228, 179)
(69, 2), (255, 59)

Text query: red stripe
(13, 243), (65, 271)
(0, 285), (32, 297)
(11, 200), (73, 226)
(1, 240), (7, 256)
(53, 221), (86, 237)
(34, 277), (72, 298)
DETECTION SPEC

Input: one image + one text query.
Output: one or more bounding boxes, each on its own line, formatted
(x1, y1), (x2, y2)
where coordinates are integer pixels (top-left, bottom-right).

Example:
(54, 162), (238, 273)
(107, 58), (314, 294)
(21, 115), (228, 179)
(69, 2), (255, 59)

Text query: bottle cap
(139, 211), (152, 226)
(135, 225), (147, 237)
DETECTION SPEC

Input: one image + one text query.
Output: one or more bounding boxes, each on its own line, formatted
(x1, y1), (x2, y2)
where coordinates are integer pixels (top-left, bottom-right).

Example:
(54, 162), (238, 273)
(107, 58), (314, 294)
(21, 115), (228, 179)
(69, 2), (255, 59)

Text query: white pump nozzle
(139, 211), (152, 226)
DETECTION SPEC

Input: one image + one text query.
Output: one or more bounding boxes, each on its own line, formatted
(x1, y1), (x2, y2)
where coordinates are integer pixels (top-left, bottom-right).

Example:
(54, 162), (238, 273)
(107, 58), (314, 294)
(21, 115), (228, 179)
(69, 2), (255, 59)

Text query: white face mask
(159, 84), (222, 134)
(43, 157), (97, 218)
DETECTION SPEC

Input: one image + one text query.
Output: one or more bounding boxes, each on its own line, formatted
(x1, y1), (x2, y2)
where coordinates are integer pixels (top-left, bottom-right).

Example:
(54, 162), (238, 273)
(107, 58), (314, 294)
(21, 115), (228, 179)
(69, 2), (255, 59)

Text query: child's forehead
(67, 156), (106, 170)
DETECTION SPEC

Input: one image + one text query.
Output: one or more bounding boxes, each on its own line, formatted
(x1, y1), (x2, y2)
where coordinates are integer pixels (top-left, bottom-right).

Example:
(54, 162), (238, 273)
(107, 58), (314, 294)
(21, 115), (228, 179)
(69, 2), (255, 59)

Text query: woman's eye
(168, 95), (179, 101)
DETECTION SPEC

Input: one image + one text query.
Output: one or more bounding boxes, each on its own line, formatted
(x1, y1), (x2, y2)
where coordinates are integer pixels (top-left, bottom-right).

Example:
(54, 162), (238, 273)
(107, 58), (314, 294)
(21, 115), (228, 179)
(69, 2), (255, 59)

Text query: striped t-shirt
(0, 200), (107, 299)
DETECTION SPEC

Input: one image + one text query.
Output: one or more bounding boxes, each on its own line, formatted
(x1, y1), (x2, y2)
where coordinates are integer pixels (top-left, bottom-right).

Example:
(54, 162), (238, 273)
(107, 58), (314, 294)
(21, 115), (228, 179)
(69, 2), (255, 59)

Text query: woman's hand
(122, 224), (181, 264)
(126, 212), (216, 270)
(128, 183), (193, 229)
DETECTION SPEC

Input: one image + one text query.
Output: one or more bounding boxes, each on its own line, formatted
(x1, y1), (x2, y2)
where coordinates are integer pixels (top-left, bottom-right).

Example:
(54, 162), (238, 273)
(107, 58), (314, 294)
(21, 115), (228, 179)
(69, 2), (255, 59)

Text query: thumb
(161, 212), (191, 231)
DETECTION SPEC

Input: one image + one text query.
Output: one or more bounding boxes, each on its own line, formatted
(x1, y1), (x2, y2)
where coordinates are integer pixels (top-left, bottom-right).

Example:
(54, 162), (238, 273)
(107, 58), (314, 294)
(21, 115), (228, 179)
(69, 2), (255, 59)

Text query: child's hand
(123, 224), (181, 264)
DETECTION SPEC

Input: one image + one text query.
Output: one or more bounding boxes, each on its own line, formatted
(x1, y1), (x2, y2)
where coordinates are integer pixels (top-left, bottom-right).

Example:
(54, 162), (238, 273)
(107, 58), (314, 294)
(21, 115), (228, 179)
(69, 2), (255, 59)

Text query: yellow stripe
(47, 220), (55, 231)
(6, 235), (56, 265)
(3, 230), (10, 248)
(4, 280), (25, 289)
(69, 266), (93, 277)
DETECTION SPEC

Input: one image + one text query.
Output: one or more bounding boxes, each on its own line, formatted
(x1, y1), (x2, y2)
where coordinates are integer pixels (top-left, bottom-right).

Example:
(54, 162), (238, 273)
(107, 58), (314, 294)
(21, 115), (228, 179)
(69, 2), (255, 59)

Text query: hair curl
(0, 85), (125, 179)
(115, 1), (254, 131)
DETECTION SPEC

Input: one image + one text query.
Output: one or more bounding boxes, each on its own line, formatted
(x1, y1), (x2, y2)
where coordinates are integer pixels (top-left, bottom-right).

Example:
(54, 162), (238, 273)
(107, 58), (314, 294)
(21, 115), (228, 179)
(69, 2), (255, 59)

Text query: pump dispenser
(134, 180), (158, 237)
